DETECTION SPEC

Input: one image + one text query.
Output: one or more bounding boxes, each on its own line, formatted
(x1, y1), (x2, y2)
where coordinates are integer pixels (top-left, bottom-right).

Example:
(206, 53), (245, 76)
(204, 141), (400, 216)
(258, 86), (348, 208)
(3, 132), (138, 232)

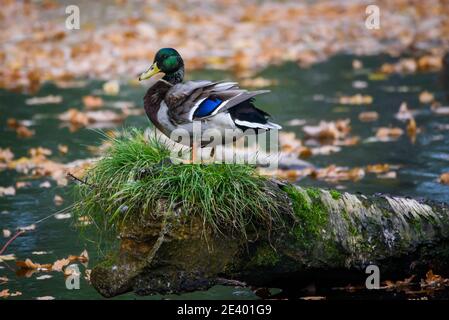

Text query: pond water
(1, 54), (449, 300)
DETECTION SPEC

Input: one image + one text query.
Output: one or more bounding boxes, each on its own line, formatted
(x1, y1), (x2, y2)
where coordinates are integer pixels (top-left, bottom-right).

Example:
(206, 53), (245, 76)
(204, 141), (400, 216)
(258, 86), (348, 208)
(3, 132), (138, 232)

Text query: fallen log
(89, 181), (449, 298)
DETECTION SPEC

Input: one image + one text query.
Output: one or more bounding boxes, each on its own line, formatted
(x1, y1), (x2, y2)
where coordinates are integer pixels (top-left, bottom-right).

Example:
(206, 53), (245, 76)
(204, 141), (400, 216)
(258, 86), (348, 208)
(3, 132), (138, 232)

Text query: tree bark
(90, 181), (449, 298)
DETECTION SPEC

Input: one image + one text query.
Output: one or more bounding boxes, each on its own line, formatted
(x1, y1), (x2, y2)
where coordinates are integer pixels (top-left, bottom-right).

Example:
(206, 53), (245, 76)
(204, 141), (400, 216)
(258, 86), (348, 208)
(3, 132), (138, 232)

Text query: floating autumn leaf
(338, 94), (373, 105)
(36, 275), (53, 280)
(58, 144), (69, 155)
(16, 181), (31, 189)
(53, 195), (64, 206)
(0, 148), (14, 163)
(0, 276), (8, 284)
(352, 59), (363, 70)
(407, 117), (419, 143)
(82, 95), (104, 109)
(68, 250), (89, 264)
(383, 275), (415, 290)
(16, 125), (35, 138)
(25, 95), (62, 105)
(36, 296), (55, 300)
(303, 119), (350, 141)
(18, 224), (36, 231)
(420, 270), (449, 289)
(439, 173), (449, 185)
(32, 251), (49, 255)
(59, 109), (89, 127)
(51, 258), (71, 272)
(29, 147), (52, 158)
(0, 254), (16, 262)
(358, 111), (378, 122)
(16, 258), (52, 271)
(39, 181), (52, 188)
(0, 289), (9, 298)
(2, 229), (11, 238)
(377, 171), (397, 179)
(395, 102), (413, 121)
(285, 119), (306, 127)
(375, 127), (404, 141)
(419, 91), (434, 104)
(311, 165), (365, 182)
(432, 106), (449, 116)
(0, 186), (16, 197)
(103, 80), (120, 95)
(366, 164), (390, 174)
(54, 213), (71, 220)
(300, 296), (326, 300)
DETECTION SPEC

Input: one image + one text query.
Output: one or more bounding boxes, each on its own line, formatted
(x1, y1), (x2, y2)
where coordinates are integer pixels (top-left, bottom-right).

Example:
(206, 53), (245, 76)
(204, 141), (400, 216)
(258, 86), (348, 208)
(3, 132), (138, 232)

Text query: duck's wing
(164, 80), (269, 124)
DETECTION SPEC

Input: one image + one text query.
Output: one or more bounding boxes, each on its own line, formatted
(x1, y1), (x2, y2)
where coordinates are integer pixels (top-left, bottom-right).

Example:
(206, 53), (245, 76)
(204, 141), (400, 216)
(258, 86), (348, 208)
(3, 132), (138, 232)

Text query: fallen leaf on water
(82, 95), (104, 109)
(29, 147), (52, 158)
(303, 119), (350, 140)
(338, 94), (373, 105)
(395, 102), (413, 121)
(39, 181), (52, 188)
(366, 164), (390, 174)
(432, 106), (449, 116)
(58, 144), (69, 155)
(285, 119), (306, 126)
(0, 254), (16, 262)
(0, 276), (8, 284)
(377, 171), (397, 179)
(0, 289), (10, 298)
(36, 275), (53, 280)
(32, 251), (48, 255)
(352, 59), (363, 70)
(311, 165), (365, 182)
(420, 270), (449, 289)
(0, 148), (14, 163)
(419, 91), (434, 104)
(376, 127), (404, 141)
(18, 224), (36, 231)
(407, 117), (419, 142)
(103, 80), (120, 95)
(16, 181), (31, 189)
(439, 173), (449, 185)
(53, 195), (64, 206)
(300, 296), (326, 300)
(2, 229), (11, 238)
(358, 111), (378, 122)
(68, 250), (89, 264)
(383, 275), (415, 290)
(51, 258), (71, 272)
(16, 258), (52, 271)
(0, 186), (16, 197)
(54, 213), (71, 220)
(16, 126), (35, 138)
(36, 296), (55, 300)
(25, 95), (62, 105)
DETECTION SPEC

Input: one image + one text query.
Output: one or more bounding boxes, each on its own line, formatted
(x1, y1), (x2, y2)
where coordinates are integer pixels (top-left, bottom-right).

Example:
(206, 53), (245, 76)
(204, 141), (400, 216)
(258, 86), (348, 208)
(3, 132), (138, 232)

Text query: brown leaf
(82, 95), (104, 109)
(358, 111), (379, 122)
(376, 127), (404, 141)
(51, 258), (70, 272)
(58, 144), (69, 155)
(16, 126), (35, 138)
(53, 195), (64, 206)
(366, 164), (390, 174)
(439, 173), (449, 185)
(0, 148), (14, 163)
(419, 91), (434, 104)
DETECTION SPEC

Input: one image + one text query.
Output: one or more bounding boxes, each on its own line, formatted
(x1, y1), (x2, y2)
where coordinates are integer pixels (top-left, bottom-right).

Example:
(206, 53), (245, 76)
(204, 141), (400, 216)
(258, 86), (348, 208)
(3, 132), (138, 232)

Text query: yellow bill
(138, 62), (161, 81)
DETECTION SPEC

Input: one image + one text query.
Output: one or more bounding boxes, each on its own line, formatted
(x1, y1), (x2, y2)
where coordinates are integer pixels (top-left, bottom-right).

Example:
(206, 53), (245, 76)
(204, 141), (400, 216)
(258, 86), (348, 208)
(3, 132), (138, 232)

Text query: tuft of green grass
(73, 129), (285, 238)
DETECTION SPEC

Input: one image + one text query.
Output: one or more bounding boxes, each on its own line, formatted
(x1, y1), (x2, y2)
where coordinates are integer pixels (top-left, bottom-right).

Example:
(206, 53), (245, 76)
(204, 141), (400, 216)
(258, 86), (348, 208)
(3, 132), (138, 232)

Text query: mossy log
(90, 181), (449, 298)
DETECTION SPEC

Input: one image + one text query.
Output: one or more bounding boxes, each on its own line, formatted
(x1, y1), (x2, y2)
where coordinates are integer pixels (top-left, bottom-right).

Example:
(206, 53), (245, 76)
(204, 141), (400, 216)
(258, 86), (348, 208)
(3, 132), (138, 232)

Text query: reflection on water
(0, 54), (448, 299)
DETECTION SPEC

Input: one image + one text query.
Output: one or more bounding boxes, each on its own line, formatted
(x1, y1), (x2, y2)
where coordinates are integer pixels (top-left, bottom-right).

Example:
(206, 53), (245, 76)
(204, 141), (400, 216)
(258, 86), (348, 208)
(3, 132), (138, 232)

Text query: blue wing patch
(193, 97), (223, 118)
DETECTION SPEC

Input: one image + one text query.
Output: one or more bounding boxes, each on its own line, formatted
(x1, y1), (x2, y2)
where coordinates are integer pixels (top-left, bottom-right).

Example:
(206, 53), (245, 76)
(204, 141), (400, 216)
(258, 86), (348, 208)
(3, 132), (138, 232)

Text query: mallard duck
(139, 48), (281, 162)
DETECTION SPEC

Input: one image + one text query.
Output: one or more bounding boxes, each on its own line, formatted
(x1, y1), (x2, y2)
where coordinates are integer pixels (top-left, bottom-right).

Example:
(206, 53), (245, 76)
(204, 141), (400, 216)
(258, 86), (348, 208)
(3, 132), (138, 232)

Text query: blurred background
(1, 0), (449, 300)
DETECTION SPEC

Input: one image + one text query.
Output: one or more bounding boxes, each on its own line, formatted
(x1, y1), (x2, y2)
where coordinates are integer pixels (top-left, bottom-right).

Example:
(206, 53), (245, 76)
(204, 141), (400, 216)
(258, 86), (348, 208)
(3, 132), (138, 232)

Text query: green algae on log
(89, 182), (449, 297)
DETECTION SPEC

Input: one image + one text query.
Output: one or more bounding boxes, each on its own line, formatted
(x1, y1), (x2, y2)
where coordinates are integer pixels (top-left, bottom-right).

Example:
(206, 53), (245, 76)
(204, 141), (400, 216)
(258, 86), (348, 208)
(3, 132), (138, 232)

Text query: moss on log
(90, 182), (449, 298)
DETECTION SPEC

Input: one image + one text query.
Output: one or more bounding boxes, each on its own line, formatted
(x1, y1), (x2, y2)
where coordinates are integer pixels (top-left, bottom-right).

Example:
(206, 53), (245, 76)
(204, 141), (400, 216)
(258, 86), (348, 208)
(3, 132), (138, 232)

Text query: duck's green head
(139, 48), (184, 83)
